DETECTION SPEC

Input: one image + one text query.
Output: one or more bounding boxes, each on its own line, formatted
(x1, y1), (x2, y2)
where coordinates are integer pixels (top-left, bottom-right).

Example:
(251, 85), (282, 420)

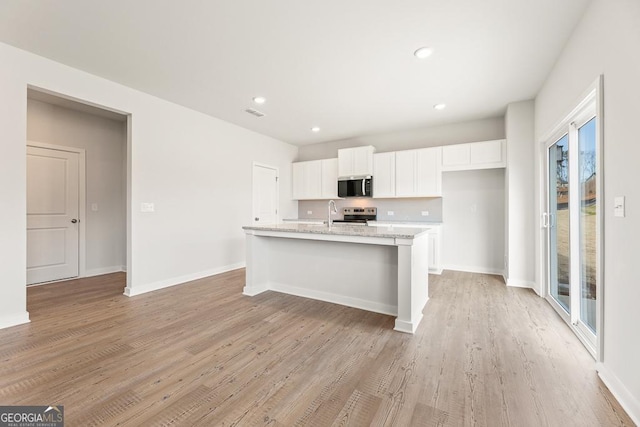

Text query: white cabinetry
(395, 147), (442, 197)
(292, 158), (337, 200)
(373, 152), (396, 198)
(427, 226), (442, 274)
(338, 146), (375, 177)
(321, 158), (338, 199)
(368, 222), (442, 274)
(442, 139), (506, 171)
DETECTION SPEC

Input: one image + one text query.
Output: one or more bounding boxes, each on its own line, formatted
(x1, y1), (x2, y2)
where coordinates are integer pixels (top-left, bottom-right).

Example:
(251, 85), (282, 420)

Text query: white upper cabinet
(373, 152), (396, 198)
(338, 146), (375, 177)
(321, 158), (338, 199)
(395, 147), (442, 198)
(292, 158), (337, 200)
(441, 139), (506, 171)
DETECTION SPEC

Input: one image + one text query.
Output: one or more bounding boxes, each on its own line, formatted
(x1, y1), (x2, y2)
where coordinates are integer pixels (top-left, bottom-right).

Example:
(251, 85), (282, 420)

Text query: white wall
(442, 169), (505, 274)
(297, 117), (505, 161)
(535, 0), (640, 422)
(0, 42), (298, 327)
(27, 99), (127, 276)
(505, 101), (536, 288)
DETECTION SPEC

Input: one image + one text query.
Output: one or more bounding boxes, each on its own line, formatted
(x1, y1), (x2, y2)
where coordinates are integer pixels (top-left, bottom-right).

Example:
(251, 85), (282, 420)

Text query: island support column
(394, 234), (430, 333)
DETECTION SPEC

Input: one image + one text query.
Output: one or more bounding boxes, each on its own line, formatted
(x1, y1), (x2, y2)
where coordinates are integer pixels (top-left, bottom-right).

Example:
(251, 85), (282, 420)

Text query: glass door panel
(548, 134), (571, 313)
(578, 118), (597, 333)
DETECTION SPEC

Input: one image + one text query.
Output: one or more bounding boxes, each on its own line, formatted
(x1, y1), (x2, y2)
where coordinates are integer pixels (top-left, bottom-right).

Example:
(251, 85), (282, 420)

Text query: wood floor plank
(0, 269), (633, 426)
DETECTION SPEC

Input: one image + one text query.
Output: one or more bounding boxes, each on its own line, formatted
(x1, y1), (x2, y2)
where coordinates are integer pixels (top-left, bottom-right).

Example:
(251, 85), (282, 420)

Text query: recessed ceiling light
(311, 127), (321, 133)
(433, 103), (447, 110)
(413, 47), (433, 59)
(253, 96), (266, 104)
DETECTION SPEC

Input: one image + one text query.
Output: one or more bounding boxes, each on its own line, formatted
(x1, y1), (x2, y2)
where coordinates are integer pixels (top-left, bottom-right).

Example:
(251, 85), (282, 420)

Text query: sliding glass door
(544, 97), (599, 355)
(548, 135), (571, 313)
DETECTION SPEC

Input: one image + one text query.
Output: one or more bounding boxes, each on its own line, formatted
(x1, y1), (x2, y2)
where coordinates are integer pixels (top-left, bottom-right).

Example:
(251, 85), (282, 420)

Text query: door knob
(255, 217), (259, 221)
(71, 219), (78, 224)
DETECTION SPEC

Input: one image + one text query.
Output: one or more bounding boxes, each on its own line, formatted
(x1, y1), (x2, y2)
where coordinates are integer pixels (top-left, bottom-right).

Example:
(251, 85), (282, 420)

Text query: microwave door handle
(362, 179), (365, 196)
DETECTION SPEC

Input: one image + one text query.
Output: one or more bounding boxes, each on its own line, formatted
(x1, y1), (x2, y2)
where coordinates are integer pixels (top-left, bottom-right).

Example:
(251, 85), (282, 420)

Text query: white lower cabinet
(367, 223), (442, 274)
(292, 158), (338, 200)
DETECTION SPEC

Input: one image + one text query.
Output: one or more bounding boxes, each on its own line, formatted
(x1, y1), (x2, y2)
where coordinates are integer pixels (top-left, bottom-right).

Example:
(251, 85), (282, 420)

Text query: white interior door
(252, 164), (278, 224)
(27, 146), (80, 285)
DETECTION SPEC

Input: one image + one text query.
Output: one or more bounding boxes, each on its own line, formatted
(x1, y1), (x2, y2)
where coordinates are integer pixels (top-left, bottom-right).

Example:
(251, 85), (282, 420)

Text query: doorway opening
(25, 88), (130, 298)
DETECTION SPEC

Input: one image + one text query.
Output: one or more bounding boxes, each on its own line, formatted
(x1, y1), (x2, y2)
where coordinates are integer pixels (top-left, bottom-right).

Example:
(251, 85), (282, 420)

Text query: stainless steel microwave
(338, 177), (373, 198)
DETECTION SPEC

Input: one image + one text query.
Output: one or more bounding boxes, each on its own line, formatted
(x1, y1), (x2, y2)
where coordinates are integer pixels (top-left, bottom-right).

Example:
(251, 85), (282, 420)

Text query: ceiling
(0, 0), (591, 146)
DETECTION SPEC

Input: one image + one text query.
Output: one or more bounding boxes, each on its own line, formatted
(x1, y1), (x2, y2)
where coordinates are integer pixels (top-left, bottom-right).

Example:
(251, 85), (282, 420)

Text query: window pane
(579, 117), (597, 333)
(549, 134), (570, 313)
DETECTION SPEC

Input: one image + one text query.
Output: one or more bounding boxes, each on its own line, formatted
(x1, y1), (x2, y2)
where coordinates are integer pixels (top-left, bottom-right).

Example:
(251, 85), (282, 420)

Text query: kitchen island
(242, 223), (430, 333)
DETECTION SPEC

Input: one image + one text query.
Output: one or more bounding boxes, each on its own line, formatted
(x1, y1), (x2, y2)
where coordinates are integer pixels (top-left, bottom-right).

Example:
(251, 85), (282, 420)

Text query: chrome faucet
(328, 200), (337, 227)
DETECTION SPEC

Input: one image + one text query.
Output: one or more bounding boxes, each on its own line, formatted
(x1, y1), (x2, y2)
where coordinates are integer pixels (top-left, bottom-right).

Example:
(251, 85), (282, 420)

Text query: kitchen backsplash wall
(297, 198), (443, 222)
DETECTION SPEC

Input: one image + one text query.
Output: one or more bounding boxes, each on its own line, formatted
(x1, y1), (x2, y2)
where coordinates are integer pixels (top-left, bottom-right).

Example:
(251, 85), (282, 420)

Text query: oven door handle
(362, 179), (366, 196)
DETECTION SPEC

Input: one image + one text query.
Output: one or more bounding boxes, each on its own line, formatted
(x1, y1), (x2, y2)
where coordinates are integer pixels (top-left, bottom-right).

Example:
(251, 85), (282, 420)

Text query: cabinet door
(292, 162), (304, 200)
(415, 147), (442, 196)
(373, 152), (395, 198)
(442, 144), (470, 168)
(469, 140), (505, 167)
(352, 146), (374, 176)
(304, 160), (322, 199)
(321, 158), (338, 199)
(428, 232), (437, 270)
(338, 148), (354, 177)
(395, 150), (416, 197)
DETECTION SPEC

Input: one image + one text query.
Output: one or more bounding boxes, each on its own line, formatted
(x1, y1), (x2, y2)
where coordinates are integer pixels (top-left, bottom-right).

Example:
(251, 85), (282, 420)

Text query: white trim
(0, 311), (30, 329)
(265, 281), (398, 317)
(84, 265), (126, 278)
(443, 265), (505, 276)
(596, 362), (640, 426)
(123, 262), (245, 297)
(505, 278), (536, 289)
(394, 316), (423, 334)
(26, 141), (87, 279)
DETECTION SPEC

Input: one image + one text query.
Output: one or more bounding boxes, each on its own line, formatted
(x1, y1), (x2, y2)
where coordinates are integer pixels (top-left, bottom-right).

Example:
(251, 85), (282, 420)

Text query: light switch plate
(307, 210), (312, 215)
(614, 196), (625, 217)
(387, 211), (394, 216)
(91, 203), (99, 212)
(421, 211), (429, 216)
(141, 202), (155, 213)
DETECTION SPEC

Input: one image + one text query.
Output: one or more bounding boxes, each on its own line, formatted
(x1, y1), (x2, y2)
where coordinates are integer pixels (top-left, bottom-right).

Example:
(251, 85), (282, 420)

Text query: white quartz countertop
(243, 223), (430, 239)
(368, 220), (442, 227)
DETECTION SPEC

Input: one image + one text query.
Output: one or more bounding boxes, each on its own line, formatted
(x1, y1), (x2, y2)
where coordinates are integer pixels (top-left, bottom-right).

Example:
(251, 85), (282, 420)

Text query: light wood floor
(0, 270), (633, 426)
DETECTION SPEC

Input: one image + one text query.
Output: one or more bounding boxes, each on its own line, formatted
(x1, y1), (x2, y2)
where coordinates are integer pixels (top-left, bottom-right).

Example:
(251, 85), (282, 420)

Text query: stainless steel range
(332, 207), (377, 224)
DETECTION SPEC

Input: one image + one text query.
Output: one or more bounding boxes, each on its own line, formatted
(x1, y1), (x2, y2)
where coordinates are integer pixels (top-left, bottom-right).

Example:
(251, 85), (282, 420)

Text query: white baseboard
(124, 262), (245, 297)
(267, 281), (398, 317)
(84, 265), (126, 278)
(429, 268), (443, 275)
(596, 362), (640, 425)
(243, 283), (269, 296)
(394, 314), (423, 334)
(0, 311), (30, 329)
(443, 264), (505, 276)
(505, 278), (536, 289)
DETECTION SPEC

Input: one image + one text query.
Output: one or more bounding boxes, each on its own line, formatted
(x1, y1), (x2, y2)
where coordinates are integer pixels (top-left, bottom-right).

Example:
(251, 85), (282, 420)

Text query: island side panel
(394, 233), (429, 334)
(243, 232), (270, 295)
(265, 237), (399, 316)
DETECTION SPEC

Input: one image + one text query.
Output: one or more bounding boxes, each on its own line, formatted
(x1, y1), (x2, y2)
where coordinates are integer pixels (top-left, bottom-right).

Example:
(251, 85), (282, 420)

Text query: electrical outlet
(91, 203), (99, 212)
(421, 211), (429, 216)
(387, 211), (394, 216)
(307, 210), (313, 215)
